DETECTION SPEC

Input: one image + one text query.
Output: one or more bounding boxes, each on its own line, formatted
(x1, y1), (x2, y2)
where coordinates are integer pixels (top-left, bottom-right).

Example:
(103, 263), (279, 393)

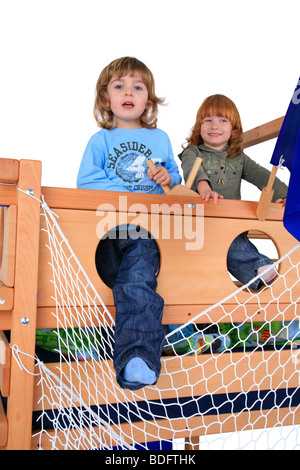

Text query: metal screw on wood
(21, 317), (30, 325)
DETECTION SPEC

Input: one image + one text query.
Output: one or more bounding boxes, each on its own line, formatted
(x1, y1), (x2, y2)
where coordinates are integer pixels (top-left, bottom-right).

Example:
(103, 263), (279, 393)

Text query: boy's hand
(148, 165), (171, 187)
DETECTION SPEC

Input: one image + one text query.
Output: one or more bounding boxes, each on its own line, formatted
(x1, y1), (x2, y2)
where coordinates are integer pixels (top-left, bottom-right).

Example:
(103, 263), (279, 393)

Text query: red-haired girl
(179, 94), (287, 290)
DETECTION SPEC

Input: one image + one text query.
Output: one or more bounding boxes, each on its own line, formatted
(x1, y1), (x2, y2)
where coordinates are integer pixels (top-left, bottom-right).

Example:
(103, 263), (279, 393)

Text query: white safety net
(12, 199), (300, 450)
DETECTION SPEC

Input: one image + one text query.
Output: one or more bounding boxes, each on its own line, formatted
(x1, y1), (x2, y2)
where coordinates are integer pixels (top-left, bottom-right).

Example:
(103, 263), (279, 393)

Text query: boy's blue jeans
(109, 228), (165, 390)
(227, 231), (273, 290)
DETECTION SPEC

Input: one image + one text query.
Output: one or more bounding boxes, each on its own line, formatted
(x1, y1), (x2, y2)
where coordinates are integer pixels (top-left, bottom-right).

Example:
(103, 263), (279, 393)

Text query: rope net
(19, 200), (300, 450)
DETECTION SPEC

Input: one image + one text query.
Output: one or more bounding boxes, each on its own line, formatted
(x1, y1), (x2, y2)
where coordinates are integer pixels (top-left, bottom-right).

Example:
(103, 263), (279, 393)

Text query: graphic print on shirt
(107, 140), (162, 190)
(117, 153), (148, 183)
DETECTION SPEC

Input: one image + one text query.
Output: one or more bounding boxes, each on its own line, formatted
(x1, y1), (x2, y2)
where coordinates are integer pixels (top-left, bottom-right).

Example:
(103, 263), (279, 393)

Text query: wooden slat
(0, 311), (11, 331)
(40, 186), (285, 221)
(0, 395), (7, 448)
(33, 350), (300, 412)
(0, 185), (17, 206)
(242, 116), (284, 149)
(0, 159), (19, 184)
(0, 331), (11, 397)
(0, 205), (17, 286)
(248, 229), (270, 239)
(36, 206), (298, 311)
(31, 404), (300, 450)
(35, 301), (299, 329)
(0, 287), (14, 311)
(6, 160), (42, 450)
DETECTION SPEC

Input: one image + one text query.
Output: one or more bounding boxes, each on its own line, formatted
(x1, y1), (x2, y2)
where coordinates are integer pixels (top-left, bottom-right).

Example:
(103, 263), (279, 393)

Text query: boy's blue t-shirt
(77, 127), (181, 194)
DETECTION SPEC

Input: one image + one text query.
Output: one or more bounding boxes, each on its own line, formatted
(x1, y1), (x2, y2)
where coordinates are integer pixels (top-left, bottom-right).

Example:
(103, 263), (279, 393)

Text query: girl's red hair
(185, 94), (243, 157)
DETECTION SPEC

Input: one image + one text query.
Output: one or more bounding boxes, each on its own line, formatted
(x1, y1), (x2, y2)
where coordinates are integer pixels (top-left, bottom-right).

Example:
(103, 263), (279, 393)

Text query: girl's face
(106, 72), (150, 129)
(200, 114), (232, 151)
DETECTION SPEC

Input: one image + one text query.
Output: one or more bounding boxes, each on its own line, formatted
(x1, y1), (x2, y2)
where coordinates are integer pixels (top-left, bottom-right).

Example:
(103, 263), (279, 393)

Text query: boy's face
(106, 72), (150, 129)
(200, 114), (232, 151)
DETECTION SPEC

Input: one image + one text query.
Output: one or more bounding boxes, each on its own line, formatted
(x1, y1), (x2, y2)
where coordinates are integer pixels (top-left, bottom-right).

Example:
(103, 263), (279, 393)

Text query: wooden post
(6, 160), (41, 450)
(146, 159), (170, 194)
(146, 157), (202, 195)
(185, 157), (202, 189)
(256, 166), (278, 221)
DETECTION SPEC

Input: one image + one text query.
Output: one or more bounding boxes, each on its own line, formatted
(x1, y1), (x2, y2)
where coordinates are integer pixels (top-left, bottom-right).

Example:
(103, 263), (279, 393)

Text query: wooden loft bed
(0, 115), (299, 450)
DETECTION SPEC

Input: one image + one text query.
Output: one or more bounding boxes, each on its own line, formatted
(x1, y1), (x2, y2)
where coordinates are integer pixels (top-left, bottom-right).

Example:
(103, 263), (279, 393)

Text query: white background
(0, 0), (299, 197)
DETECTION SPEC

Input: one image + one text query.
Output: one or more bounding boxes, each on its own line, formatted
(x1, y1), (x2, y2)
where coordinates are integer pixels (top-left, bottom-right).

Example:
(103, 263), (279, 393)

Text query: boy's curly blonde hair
(184, 94), (243, 157)
(93, 57), (164, 130)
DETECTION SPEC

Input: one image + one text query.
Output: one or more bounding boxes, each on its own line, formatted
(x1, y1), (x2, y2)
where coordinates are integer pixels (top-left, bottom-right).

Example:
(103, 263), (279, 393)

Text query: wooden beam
(40, 186), (285, 221)
(0, 159), (19, 184)
(0, 394), (7, 448)
(31, 404), (300, 450)
(32, 350), (300, 411)
(0, 205), (17, 287)
(0, 331), (11, 397)
(6, 160), (42, 450)
(242, 116), (284, 149)
(0, 185), (17, 206)
(0, 287), (14, 312)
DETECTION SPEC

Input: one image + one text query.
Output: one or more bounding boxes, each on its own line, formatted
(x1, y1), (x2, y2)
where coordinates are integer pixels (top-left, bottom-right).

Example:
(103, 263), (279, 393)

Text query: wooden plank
(31, 404), (300, 450)
(0, 209), (3, 262)
(248, 229), (270, 239)
(0, 287), (14, 311)
(0, 158), (19, 184)
(33, 350), (300, 412)
(0, 205), (17, 286)
(0, 312), (11, 331)
(35, 300), (299, 329)
(6, 160), (42, 450)
(0, 331), (11, 397)
(36, 207), (299, 310)
(0, 185), (17, 206)
(0, 395), (7, 448)
(242, 116), (284, 149)
(40, 186), (285, 221)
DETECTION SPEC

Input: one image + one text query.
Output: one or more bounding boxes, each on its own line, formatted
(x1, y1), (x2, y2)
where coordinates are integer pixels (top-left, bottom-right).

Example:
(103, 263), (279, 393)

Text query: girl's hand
(197, 180), (223, 204)
(275, 198), (286, 206)
(199, 189), (224, 204)
(148, 166), (171, 187)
